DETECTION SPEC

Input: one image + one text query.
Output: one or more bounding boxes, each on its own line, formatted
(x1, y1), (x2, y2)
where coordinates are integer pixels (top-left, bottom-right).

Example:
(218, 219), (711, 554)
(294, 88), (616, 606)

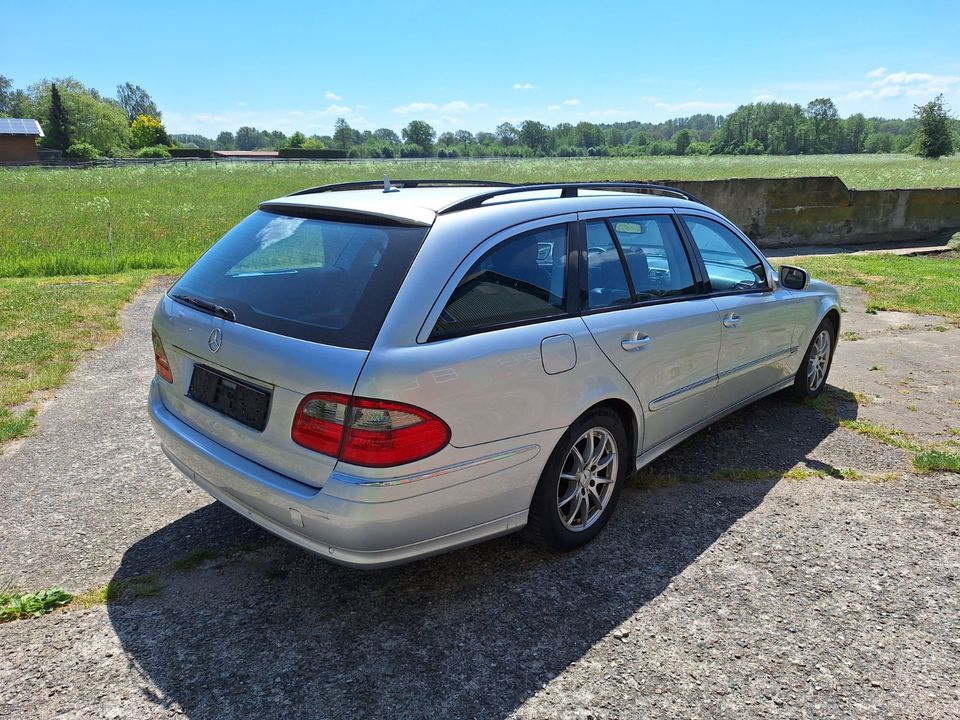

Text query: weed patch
(168, 548), (215, 571)
(0, 587), (72, 622)
(914, 449), (960, 473)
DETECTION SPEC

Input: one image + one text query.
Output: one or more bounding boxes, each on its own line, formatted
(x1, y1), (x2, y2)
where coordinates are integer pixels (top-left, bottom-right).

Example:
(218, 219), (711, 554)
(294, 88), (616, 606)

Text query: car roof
(259, 182), (709, 227)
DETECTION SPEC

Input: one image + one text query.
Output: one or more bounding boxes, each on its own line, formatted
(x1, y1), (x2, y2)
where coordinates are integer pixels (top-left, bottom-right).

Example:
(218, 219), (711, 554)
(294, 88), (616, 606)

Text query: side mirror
(779, 265), (809, 290)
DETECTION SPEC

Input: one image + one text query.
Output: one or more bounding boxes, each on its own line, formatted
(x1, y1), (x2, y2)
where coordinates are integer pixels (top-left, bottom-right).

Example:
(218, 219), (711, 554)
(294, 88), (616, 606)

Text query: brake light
(152, 328), (174, 383)
(292, 393), (450, 467)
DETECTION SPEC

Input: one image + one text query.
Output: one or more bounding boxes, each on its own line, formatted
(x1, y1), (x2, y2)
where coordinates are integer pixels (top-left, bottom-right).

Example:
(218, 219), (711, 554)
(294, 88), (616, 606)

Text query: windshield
(170, 210), (429, 349)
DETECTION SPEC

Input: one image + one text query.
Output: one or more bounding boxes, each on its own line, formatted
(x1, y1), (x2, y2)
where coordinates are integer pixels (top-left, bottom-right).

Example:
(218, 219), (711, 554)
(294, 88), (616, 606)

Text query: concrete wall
(0, 136), (39, 162)
(662, 176), (960, 248)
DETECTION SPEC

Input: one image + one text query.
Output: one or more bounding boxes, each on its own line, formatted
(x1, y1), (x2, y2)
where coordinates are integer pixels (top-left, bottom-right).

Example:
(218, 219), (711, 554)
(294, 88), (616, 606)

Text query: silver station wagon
(149, 180), (840, 567)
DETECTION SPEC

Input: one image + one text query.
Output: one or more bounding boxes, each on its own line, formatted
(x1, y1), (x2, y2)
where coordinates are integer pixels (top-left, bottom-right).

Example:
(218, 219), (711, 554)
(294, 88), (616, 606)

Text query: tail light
(152, 328), (174, 383)
(292, 393), (450, 467)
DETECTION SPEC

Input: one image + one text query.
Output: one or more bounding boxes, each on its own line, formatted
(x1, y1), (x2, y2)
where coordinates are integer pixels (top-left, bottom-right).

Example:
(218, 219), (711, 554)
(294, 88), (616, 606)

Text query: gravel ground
(1, 281), (958, 719)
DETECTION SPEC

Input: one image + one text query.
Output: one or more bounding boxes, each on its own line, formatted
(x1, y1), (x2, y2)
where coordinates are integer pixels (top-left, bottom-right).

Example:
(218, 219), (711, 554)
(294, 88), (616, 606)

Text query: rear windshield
(170, 210), (429, 349)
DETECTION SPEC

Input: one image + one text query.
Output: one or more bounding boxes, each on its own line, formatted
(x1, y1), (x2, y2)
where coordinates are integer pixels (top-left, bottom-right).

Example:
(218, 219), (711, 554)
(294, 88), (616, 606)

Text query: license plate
(187, 364), (271, 431)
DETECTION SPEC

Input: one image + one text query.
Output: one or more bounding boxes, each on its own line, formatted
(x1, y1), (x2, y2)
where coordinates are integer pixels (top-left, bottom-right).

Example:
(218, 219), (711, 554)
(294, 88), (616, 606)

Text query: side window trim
(603, 218), (638, 301)
(576, 219), (636, 309)
(417, 215), (579, 343)
(677, 211), (772, 296)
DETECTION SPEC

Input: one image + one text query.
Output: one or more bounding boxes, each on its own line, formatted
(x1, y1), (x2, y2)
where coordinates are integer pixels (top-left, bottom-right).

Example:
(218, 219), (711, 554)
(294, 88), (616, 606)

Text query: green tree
(373, 127), (401, 144)
(235, 126), (260, 150)
(437, 131), (456, 146)
(805, 98), (840, 153)
(495, 122), (518, 146)
(914, 94), (954, 159)
(674, 129), (691, 155)
(130, 115), (171, 148)
(574, 122), (604, 148)
(116, 82), (160, 123)
(454, 129), (475, 145)
(333, 117), (357, 149)
(287, 131), (307, 148)
(0, 75), (12, 116)
(215, 131), (235, 150)
(46, 83), (71, 151)
(519, 120), (550, 153)
(401, 120), (436, 154)
(27, 78), (130, 153)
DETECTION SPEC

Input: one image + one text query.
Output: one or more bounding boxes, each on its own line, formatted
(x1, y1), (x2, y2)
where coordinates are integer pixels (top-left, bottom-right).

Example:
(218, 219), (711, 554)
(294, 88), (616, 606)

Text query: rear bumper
(148, 380), (548, 568)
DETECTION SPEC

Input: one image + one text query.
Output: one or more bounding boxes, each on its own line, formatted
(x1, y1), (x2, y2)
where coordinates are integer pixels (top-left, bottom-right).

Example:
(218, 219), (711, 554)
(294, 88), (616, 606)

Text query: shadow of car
(108, 393), (851, 718)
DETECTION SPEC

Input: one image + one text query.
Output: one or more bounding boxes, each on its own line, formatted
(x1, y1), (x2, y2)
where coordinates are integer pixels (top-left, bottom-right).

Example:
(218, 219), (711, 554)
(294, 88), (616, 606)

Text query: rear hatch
(152, 207), (430, 487)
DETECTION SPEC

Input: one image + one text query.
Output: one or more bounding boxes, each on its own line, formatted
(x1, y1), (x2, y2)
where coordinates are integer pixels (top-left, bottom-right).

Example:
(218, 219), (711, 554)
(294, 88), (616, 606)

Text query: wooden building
(0, 119), (44, 162)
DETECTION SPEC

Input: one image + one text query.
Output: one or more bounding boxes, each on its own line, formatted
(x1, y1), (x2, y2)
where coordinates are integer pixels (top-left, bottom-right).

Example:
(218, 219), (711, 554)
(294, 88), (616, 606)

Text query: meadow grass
(1, 156), (959, 445)
(775, 253), (960, 321)
(2, 155), (960, 277)
(0, 272), (151, 443)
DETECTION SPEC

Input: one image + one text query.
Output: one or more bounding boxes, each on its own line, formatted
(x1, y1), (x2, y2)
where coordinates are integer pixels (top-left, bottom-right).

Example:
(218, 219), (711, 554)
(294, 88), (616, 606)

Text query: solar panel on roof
(0, 118), (44, 136)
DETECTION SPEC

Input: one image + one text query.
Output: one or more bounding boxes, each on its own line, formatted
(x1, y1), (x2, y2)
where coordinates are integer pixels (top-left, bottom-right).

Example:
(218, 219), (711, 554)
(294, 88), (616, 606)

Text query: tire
(525, 408), (628, 552)
(788, 317), (837, 400)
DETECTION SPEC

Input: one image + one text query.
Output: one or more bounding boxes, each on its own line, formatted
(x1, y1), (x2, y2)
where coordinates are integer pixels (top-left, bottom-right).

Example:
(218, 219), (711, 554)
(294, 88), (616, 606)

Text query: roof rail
(437, 182), (704, 214)
(288, 179), (516, 197)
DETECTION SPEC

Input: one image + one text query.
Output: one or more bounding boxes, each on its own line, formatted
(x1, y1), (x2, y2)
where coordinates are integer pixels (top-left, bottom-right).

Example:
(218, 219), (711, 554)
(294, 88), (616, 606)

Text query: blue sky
(3, 1), (959, 137)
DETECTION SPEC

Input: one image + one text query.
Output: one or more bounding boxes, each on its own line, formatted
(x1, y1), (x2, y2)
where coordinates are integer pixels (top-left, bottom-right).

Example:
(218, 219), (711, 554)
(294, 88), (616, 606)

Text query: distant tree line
(2, 75), (955, 160)
(173, 98), (957, 160)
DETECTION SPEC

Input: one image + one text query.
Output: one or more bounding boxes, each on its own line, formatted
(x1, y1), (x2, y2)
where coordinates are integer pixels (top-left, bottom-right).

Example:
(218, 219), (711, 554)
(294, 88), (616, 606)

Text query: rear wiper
(170, 293), (236, 321)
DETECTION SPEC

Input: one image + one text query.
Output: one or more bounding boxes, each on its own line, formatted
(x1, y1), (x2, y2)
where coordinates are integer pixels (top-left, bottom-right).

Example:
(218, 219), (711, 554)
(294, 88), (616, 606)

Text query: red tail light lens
(292, 393), (450, 467)
(152, 328), (174, 383)
(291, 392), (350, 457)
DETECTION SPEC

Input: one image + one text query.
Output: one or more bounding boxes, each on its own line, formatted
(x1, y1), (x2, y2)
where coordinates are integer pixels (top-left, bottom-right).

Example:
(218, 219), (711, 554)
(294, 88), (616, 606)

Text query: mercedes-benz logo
(208, 328), (223, 353)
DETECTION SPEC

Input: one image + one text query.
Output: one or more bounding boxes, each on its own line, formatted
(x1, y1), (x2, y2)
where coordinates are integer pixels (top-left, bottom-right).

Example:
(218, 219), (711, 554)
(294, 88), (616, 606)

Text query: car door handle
(621, 334), (652, 351)
(722, 313), (742, 328)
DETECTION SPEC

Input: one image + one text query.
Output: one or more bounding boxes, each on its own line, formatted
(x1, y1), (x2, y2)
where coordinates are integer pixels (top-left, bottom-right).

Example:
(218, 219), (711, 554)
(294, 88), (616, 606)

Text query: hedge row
(169, 148), (214, 158)
(277, 148), (348, 159)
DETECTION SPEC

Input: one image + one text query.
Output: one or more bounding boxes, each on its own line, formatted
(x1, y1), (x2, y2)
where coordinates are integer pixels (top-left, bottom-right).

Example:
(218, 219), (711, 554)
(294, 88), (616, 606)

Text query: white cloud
(324, 91), (342, 100)
(844, 69), (960, 104)
(513, 82), (535, 90)
(440, 100), (485, 113)
(877, 71), (937, 86)
(547, 104), (561, 111)
(164, 105), (368, 136)
(392, 100), (485, 115)
(236, 101), (247, 107)
(654, 100), (733, 112)
(754, 94), (776, 102)
(392, 102), (439, 114)
(577, 108), (638, 119)
(562, 98), (581, 106)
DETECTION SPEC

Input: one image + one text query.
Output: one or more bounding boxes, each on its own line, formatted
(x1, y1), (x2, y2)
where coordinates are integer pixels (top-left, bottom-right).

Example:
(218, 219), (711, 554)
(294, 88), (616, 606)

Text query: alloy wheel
(556, 427), (619, 532)
(806, 329), (831, 391)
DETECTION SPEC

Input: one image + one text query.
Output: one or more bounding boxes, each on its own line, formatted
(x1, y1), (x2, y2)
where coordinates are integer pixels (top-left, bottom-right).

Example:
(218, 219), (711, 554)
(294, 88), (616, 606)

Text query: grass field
(2, 154), (960, 277)
(0, 272), (150, 442)
(1, 155), (959, 446)
(777, 252), (960, 321)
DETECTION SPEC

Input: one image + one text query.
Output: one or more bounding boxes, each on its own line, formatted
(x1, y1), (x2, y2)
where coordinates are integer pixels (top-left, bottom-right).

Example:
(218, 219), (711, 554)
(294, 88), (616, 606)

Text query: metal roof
(0, 118), (44, 137)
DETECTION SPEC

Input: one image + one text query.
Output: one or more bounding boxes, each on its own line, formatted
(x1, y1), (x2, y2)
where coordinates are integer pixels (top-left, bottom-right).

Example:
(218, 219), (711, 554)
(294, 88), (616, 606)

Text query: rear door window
(170, 210), (428, 349)
(431, 224), (568, 338)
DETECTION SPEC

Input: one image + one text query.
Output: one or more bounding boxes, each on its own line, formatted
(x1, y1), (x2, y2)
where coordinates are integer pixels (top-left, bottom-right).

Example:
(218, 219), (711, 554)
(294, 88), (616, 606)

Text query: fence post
(108, 220), (115, 273)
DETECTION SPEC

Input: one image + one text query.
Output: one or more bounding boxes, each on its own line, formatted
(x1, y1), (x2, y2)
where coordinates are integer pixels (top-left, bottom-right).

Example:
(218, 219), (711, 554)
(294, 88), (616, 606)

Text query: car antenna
(383, 175), (400, 193)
